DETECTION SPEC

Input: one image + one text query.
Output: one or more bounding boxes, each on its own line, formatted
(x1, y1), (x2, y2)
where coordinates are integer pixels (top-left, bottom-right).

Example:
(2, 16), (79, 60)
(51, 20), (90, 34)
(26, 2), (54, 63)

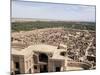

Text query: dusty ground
(11, 28), (96, 69)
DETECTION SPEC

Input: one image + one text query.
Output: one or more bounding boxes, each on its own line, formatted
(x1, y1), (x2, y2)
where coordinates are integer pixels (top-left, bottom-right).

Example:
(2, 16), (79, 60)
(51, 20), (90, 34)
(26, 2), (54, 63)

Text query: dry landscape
(12, 27), (96, 70)
(11, 1), (96, 74)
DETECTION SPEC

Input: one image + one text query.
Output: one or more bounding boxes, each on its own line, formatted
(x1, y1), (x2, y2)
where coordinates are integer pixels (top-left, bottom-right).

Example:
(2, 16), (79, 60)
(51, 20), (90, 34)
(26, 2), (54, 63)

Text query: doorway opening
(55, 67), (60, 72)
(14, 62), (20, 74)
(39, 53), (48, 62)
(40, 65), (48, 73)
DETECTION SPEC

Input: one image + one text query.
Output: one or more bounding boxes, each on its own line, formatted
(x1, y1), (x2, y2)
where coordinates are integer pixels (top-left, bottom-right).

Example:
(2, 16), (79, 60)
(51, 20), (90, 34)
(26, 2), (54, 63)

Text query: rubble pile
(12, 28), (96, 69)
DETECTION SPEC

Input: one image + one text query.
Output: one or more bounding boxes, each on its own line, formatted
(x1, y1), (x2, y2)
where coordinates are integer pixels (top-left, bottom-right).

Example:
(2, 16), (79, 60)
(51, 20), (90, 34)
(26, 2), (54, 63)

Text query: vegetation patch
(11, 21), (96, 32)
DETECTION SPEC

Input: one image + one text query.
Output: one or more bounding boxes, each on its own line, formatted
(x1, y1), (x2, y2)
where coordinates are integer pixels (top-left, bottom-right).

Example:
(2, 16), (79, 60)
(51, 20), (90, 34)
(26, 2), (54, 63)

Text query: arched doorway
(39, 53), (48, 63)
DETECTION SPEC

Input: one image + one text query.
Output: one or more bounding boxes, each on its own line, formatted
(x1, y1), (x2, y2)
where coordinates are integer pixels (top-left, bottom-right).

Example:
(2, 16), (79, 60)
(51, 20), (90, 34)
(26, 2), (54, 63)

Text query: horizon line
(12, 17), (96, 22)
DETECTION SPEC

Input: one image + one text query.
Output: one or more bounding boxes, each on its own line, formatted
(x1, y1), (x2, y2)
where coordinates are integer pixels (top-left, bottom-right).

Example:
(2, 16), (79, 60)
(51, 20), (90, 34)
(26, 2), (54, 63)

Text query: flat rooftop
(12, 44), (66, 57)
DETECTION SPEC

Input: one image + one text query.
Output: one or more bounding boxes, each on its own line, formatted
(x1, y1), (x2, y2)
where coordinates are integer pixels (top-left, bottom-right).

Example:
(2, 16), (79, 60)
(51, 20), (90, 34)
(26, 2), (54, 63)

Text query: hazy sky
(12, 0), (96, 22)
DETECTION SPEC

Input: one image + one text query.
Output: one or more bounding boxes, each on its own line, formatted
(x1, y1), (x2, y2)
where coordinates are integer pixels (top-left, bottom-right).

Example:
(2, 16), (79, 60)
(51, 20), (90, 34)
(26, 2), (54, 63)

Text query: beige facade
(11, 44), (90, 75)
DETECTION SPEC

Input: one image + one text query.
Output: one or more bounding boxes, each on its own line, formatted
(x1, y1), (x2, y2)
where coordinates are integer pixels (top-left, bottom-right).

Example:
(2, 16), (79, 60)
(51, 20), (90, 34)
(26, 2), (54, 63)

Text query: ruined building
(11, 44), (92, 75)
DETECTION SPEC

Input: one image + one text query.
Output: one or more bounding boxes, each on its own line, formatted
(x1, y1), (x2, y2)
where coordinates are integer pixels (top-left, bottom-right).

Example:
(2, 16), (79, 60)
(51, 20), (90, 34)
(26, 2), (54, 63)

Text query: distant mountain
(11, 18), (64, 22)
(11, 18), (95, 23)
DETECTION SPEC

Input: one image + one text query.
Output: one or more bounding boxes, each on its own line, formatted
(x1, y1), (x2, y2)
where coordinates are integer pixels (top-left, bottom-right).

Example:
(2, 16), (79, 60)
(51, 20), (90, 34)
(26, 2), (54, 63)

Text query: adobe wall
(48, 59), (64, 72)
